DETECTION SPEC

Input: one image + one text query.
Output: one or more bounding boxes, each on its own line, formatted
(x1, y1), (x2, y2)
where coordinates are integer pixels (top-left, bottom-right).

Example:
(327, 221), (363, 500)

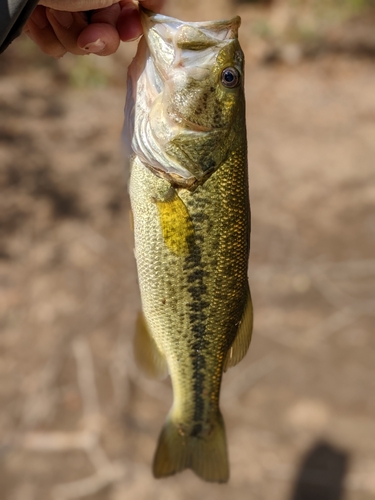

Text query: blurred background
(1, 0), (375, 499)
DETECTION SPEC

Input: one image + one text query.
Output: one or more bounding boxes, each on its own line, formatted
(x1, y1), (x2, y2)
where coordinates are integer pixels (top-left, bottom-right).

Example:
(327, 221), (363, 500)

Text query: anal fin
(134, 312), (168, 380)
(224, 283), (253, 372)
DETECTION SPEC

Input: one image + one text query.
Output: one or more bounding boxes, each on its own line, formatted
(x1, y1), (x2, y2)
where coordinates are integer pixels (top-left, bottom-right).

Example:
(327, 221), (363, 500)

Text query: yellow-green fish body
(125, 9), (253, 483)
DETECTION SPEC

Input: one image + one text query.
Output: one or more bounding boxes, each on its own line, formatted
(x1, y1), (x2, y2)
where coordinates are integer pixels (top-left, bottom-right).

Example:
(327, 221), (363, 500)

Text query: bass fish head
(125, 9), (245, 189)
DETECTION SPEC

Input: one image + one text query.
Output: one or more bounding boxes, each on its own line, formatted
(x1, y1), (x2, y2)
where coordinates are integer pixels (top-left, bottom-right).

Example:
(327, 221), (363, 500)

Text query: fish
(124, 8), (253, 483)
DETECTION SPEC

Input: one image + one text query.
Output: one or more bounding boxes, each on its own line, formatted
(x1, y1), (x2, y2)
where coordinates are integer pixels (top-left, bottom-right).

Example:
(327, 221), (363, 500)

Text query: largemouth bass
(125, 8), (253, 483)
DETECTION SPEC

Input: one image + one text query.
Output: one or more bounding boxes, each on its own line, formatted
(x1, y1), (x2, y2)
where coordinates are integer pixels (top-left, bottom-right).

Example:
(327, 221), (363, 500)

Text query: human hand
(23, 0), (164, 58)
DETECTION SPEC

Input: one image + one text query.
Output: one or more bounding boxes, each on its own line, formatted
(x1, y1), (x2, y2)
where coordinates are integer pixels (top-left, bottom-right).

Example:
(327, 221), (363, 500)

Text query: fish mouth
(140, 8), (241, 39)
(126, 9), (239, 188)
(139, 8), (240, 83)
(139, 9), (238, 135)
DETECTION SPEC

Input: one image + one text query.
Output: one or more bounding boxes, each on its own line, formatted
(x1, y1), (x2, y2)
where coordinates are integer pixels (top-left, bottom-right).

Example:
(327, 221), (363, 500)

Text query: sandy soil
(0, 1), (374, 499)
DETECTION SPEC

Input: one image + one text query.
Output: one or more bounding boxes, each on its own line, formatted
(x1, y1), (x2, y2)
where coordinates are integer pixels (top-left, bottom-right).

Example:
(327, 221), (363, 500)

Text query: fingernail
(83, 39), (106, 53)
(49, 9), (73, 29)
(117, 4), (142, 42)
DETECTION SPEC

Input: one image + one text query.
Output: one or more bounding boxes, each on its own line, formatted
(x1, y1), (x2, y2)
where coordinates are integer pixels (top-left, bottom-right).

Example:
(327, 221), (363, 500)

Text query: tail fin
(152, 412), (229, 483)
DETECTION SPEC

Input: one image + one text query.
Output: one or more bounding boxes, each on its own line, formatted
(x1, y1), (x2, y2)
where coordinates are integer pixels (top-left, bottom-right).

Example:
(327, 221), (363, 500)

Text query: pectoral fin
(155, 187), (194, 256)
(134, 312), (168, 380)
(224, 284), (253, 372)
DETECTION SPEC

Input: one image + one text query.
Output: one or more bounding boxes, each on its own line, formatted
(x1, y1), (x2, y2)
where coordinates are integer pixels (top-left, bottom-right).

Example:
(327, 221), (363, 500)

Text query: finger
(77, 24), (120, 55)
(47, 4), (121, 56)
(89, 2), (121, 25)
(139, 0), (165, 12)
(116, 3), (142, 42)
(38, 0), (119, 12)
(25, 6), (66, 58)
(75, 3), (121, 55)
(116, 0), (165, 42)
(46, 9), (89, 55)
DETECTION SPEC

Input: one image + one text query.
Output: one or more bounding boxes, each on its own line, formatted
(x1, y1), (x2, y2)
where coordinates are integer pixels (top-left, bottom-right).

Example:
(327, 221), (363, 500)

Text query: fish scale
(126, 9), (253, 483)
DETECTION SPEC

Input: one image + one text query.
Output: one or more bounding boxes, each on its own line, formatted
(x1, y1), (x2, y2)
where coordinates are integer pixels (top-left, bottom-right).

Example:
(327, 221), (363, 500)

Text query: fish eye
(221, 67), (240, 88)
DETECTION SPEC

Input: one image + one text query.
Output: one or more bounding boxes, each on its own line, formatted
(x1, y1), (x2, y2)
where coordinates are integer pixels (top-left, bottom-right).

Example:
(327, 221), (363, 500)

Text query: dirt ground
(0, 1), (375, 499)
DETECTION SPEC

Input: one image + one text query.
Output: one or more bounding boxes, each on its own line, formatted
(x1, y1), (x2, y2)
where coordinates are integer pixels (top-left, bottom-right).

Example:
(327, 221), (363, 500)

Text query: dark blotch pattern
(183, 225), (210, 427)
